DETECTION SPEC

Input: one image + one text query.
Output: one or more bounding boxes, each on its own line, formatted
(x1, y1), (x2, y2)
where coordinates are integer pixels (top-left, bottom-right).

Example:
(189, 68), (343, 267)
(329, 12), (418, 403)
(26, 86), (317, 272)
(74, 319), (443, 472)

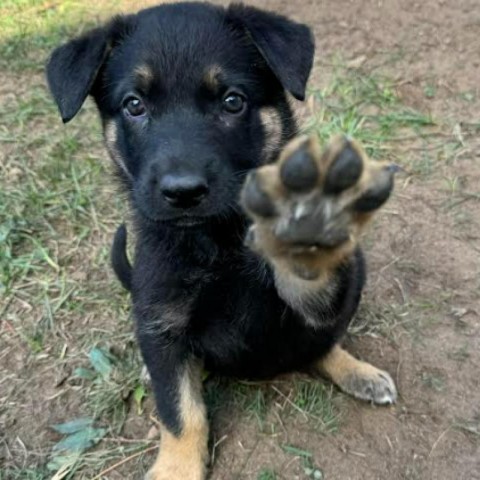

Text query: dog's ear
(46, 17), (131, 123)
(227, 4), (315, 101)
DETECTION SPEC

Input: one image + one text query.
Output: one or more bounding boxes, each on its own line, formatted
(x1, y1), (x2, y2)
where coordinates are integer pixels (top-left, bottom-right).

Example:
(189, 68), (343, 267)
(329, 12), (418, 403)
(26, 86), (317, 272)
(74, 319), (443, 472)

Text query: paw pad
(280, 138), (319, 192)
(324, 140), (363, 194)
(354, 166), (395, 212)
(241, 171), (277, 218)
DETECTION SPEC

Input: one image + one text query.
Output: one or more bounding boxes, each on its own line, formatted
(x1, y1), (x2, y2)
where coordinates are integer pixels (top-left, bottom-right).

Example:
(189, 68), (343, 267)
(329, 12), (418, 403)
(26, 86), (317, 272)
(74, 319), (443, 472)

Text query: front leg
(241, 134), (398, 404)
(136, 328), (208, 480)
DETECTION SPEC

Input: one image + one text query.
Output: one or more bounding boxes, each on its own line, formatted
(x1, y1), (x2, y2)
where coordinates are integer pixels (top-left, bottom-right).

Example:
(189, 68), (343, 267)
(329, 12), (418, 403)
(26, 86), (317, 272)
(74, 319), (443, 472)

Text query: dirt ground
(1, 1), (479, 479)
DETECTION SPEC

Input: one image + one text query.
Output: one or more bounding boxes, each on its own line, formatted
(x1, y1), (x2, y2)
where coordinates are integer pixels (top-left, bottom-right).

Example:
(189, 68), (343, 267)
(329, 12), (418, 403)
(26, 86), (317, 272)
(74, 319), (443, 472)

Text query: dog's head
(47, 2), (314, 228)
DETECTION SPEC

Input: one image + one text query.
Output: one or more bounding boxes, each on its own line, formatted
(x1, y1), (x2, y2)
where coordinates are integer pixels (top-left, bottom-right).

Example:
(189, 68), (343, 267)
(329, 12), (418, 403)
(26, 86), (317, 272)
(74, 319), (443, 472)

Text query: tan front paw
(336, 362), (397, 405)
(145, 451), (207, 480)
(318, 345), (397, 405)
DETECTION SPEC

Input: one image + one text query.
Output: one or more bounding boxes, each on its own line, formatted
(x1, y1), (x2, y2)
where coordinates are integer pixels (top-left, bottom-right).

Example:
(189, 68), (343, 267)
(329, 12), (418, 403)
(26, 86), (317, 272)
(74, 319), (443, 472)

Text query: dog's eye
(123, 97), (146, 117)
(223, 93), (246, 114)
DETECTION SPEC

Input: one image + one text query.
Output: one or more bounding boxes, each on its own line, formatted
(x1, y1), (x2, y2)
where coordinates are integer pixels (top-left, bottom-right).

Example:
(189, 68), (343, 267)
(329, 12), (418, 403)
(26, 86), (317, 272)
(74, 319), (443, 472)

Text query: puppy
(46, 3), (398, 479)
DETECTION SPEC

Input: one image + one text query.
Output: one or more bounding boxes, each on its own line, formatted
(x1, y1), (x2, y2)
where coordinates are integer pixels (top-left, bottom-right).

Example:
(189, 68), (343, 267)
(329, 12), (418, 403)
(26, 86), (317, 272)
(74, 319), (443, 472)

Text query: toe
(280, 137), (319, 192)
(324, 139), (364, 194)
(354, 165), (395, 212)
(241, 171), (277, 217)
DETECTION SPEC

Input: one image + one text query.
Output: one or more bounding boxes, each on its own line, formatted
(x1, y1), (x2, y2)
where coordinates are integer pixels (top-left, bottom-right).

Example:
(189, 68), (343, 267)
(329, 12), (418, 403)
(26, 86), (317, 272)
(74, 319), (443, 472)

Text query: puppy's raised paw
(241, 134), (396, 281)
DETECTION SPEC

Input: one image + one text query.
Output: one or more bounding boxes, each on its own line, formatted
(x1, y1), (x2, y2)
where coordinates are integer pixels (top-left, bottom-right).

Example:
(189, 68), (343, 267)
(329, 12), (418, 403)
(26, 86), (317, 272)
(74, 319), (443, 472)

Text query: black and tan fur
(46, 3), (398, 479)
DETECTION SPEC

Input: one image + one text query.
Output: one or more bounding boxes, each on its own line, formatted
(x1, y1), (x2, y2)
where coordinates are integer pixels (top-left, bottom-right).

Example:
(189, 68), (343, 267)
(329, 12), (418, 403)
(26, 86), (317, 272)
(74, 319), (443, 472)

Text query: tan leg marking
(146, 361), (209, 480)
(316, 345), (397, 405)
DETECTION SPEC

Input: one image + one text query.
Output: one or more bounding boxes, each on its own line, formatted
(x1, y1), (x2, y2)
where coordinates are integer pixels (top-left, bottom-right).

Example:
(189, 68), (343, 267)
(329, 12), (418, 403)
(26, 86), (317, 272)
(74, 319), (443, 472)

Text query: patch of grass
(350, 301), (408, 338)
(290, 380), (339, 433)
(258, 468), (277, 480)
(1, 9), (133, 475)
(205, 379), (269, 429)
(0, 468), (49, 480)
(459, 91), (476, 103)
(282, 445), (324, 478)
(448, 344), (470, 363)
(80, 340), (144, 428)
(424, 84), (436, 99)
(0, 83), (109, 295)
(47, 441), (154, 480)
(206, 378), (338, 435)
(304, 67), (436, 168)
(0, 1), (106, 71)
(45, 341), (147, 478)
(420, 371), (445, 392)
(455, 414), (480, 438)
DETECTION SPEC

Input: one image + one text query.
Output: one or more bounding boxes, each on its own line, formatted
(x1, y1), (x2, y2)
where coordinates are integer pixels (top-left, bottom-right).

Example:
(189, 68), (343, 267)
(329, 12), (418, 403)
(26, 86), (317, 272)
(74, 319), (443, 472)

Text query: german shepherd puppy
(46, 3), (397, 478)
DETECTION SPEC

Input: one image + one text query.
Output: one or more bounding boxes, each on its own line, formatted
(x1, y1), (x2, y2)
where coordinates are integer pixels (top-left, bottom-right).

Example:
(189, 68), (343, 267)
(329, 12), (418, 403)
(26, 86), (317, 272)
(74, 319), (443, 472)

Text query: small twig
(348, 450), (367, 458)
(395, 356), (403, 403)
(428, 427), (451, 458)
(149, 414), (162, 428)
(211, 434), (228, 465)
(90, 445), (158, 480)
(271, 386), (308, 421)
(393, 277), (407, 304)
(102, 437), (156, 444)
(274, 409), (288, 436)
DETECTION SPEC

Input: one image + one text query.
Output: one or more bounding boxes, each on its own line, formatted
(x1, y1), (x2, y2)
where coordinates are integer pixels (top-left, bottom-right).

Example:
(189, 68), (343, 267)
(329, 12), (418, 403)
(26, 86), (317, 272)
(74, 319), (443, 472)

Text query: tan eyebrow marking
(203, 65), (223, 91)
(133, 64), (154, 89)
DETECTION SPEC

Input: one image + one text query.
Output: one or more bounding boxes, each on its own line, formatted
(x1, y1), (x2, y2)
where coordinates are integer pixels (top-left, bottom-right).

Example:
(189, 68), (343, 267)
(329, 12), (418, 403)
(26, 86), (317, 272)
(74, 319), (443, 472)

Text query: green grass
(0, 5), (139, 477)
(205, 377), (339, 438)
(455, 414), (480, 438)
(290, 380), (339, 433)
(304, 69), (436, 163)
(0, 469), (49, 480)
(448, 344), (470, 363)
(205, 379), (269, 429)
(281, 445), (324, 478)
(0, 0), (108, 71)
(258, 469), (277, 480)
(350, 301), (410, 339)
(420, 370), (446, 392)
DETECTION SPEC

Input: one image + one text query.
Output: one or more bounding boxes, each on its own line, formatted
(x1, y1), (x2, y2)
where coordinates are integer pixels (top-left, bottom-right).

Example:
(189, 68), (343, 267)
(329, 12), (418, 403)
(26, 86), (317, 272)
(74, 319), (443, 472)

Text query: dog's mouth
(160, 216), (207, 228)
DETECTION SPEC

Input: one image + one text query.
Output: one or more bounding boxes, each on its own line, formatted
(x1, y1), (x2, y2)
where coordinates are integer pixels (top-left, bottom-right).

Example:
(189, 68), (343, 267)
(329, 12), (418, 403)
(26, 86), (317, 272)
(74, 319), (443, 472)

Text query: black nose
(160, 174), (209, 208)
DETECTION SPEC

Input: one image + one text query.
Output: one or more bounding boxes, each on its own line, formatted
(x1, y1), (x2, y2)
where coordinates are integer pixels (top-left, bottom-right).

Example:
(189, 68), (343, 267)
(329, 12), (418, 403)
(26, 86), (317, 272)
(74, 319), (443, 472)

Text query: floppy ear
(46, 27), (109, 123)
(227, 4), (315, 101)
(46, 17), (131, 123)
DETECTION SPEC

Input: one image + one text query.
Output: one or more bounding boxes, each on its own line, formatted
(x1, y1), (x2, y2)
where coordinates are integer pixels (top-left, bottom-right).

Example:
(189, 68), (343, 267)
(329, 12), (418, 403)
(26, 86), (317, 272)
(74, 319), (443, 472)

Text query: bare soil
(1, 1), (479, 479)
